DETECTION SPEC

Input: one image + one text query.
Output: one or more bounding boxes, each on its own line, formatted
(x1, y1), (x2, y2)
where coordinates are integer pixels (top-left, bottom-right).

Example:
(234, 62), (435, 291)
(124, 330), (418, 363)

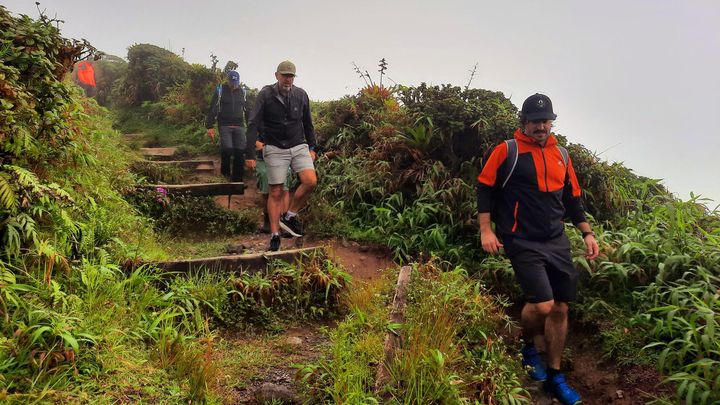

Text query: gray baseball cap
(276, 60), (296, 76)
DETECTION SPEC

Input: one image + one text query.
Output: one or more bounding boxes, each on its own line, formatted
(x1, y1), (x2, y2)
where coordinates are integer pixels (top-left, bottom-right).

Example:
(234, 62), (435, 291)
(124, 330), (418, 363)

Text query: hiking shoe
(521, 345), (547, 381)
(543, 373), (582, 405)
(279, 214), (304, 237)
(268, 235), (281, 252)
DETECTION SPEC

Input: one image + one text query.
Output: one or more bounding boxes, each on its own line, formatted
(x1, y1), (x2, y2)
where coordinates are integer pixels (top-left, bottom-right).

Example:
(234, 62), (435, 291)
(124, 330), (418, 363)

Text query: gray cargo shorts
(263, 144), (314, 185)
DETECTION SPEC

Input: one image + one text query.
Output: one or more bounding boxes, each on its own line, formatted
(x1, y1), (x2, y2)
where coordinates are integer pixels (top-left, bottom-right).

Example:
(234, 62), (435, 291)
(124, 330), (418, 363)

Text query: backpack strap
(556, 145), (569, 167)
(501, 139), (518, 188)
(499, 142), (569, 188)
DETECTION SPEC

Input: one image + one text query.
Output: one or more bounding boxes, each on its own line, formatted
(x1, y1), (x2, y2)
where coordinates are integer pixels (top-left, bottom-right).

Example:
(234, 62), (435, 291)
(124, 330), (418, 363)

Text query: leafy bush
(220, 253), (351, 330)
(115, 43), (191, 106)
(128, 190), (257, 237)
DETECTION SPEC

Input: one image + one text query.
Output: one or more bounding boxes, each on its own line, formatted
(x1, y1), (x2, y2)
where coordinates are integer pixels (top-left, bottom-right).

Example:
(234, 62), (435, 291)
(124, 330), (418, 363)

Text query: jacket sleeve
(205, 88), (219, 129)
(247, 88), (266, 143)
(562, 155), (587, 225)
(476, 143), (507, 213)
(302, 91), (317, 149)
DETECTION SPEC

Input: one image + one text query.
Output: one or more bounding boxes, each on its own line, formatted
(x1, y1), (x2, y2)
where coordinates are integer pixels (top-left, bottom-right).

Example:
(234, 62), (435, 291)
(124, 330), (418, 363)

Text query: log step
(195, 163), (215, 172)
(140, 147), (177, 159)
(141, 182), (244, 196)
(152, 247), (325, 274)
(145, 160), (215, 171)
(148, 159), (213, 167)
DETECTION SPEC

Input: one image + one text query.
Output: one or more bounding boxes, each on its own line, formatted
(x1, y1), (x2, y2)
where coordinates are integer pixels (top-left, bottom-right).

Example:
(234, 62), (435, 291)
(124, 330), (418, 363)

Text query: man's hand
(255, 140), (264, 150)
(310, 150), (317, 161)
(584, 234), (599, 260)
(207, 128), (215, 140)
(245, 159), (256, 170)
(481, 229), (504, 254)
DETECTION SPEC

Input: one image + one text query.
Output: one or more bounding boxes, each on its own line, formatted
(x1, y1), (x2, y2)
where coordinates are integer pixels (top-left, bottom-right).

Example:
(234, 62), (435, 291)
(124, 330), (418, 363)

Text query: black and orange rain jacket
(477, 129), (586, 241)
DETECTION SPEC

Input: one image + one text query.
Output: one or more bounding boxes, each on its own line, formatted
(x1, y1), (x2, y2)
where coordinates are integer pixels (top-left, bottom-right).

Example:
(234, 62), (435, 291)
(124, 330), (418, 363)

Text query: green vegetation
(3, 4), (719, 402)
(300, 263), (528, 403)
(310, 84), (719, 402)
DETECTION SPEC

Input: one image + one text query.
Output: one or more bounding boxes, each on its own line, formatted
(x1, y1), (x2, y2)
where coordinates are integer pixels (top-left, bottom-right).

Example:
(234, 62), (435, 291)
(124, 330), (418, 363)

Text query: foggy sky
(5, 0), (719, 205)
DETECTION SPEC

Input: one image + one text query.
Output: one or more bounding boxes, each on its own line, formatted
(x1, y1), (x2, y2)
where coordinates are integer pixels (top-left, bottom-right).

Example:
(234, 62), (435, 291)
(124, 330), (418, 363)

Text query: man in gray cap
(476, 93), (599, 405)
(247, 60), (317, 251)
(206, 70), (253, 181)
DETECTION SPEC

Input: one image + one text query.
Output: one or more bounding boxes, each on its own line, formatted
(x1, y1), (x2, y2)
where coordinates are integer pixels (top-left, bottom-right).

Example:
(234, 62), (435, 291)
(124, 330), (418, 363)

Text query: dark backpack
(215, 84), (246, 113)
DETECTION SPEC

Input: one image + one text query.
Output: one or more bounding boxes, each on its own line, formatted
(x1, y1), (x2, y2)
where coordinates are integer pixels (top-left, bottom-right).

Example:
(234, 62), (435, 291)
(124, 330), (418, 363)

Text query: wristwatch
(582, 231), (595, 238)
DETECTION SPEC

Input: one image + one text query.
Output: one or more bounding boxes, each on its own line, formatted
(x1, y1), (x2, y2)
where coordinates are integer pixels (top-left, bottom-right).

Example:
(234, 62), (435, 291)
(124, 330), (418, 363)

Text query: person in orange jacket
(477, 93), (599, 405)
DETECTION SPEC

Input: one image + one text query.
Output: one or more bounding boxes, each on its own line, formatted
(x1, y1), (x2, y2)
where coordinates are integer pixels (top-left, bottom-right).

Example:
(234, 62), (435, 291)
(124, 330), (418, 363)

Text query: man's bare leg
(544, 301), (569, 370)
(287, 169), (317, 213)
(521, 300), (553, 344)
(268, 184), (284, 234)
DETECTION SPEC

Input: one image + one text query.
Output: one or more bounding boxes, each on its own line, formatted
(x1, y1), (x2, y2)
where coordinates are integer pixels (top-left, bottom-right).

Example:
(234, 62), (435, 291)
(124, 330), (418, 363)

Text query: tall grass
(299, 263), (528, 403)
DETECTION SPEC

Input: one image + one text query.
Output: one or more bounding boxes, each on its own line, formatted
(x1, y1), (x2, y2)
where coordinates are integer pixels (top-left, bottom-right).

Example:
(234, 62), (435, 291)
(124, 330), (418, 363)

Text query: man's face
(275, 72), (295, 92)
(523, 119), (553, 144)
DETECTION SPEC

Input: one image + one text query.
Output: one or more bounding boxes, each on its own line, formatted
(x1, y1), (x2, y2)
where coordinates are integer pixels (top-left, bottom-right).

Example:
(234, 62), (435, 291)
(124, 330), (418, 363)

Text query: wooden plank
(123, 133), (144, 140)
(375, 265), (412, 395)
(141, 182), (244, 196)
(140, 147), (177, 158)
(150, 247), (326, 274)
(146, 159), (215, 169)
(195, 163), (215, 172)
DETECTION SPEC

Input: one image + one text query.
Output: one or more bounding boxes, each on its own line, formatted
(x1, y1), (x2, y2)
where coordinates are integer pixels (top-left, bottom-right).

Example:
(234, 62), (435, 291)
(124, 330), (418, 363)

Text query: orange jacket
(477, 129), (586, 241)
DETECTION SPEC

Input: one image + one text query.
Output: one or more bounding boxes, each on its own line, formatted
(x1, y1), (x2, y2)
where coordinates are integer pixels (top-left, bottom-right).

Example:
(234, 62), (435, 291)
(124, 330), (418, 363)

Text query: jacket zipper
(511, 201), (519, 232)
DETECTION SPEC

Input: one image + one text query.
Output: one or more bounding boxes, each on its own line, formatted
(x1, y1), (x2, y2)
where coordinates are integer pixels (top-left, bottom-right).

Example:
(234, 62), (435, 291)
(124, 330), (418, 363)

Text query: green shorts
(255, 160), (296, 194)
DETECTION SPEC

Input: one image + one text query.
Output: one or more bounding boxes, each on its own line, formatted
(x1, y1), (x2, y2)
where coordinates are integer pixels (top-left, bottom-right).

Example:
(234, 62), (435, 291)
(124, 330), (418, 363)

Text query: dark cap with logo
(227, 70), (240, 85)
(521, 93), (557, 121)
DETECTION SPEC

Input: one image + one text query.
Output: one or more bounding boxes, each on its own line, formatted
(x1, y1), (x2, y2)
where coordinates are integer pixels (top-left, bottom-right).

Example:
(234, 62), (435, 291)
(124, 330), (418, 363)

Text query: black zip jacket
(477, 129), (587, 241)
(247, 83), (317, 150)
(205, 84), (248, 129)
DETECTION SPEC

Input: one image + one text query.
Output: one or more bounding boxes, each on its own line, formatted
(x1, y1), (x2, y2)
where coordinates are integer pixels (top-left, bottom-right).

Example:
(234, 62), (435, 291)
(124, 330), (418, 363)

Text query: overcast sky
(6, 0), (719, 205)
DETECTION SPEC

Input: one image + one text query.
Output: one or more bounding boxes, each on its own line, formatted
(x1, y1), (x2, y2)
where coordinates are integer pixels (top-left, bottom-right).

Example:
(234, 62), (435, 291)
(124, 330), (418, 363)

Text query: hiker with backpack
(206, 70), (255, 182)
(476, 93), (599, 405)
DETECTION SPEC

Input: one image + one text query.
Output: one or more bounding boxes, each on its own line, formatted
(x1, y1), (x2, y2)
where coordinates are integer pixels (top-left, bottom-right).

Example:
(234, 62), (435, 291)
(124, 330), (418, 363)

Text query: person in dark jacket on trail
(206, 70), (255, 182)
(247, 60), (317, 252)
(476, 93), (599, 405)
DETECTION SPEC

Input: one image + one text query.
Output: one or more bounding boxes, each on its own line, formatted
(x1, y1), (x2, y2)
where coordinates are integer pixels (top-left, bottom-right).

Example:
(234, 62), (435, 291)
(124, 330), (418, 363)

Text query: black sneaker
(268, 235), (280, 251)
(279, 214), (304, 237)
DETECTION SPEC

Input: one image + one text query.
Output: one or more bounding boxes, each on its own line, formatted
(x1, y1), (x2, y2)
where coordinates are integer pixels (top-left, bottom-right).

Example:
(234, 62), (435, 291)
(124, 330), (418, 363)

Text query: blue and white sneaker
(543, 373), (582, 405)
(521, 345), (547, 381)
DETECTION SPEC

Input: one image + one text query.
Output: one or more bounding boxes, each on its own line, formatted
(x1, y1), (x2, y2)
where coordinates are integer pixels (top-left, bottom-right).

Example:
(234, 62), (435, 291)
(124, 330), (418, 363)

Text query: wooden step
(140, 147), (177, 159)
(195, 163), (215, 172)
(123, 133), (144, 140)
(145, 160), (215, 172)
(141, 182), (244, 196)
(135, 247), (326, 274)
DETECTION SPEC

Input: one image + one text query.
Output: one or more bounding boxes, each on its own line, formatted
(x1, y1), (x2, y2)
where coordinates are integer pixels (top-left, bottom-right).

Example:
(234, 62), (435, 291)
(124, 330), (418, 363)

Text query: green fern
(0, 170), (17, 210)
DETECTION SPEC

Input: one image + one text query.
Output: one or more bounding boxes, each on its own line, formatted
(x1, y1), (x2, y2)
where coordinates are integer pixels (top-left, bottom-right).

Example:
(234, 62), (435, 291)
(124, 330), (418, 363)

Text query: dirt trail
(149, 148), (666, 403)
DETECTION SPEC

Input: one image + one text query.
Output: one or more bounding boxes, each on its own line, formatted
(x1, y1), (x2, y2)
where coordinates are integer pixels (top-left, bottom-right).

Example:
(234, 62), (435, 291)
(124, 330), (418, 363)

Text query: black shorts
(504, 233), (578, 303)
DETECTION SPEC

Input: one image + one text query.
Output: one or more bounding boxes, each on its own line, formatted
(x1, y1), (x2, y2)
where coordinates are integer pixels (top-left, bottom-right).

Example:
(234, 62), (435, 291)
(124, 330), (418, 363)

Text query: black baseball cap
(521, 93), (557, 121)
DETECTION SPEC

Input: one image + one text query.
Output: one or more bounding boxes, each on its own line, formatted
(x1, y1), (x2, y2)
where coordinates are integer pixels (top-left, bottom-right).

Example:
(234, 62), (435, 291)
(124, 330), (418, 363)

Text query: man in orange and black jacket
(476, 93), (599, 405)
